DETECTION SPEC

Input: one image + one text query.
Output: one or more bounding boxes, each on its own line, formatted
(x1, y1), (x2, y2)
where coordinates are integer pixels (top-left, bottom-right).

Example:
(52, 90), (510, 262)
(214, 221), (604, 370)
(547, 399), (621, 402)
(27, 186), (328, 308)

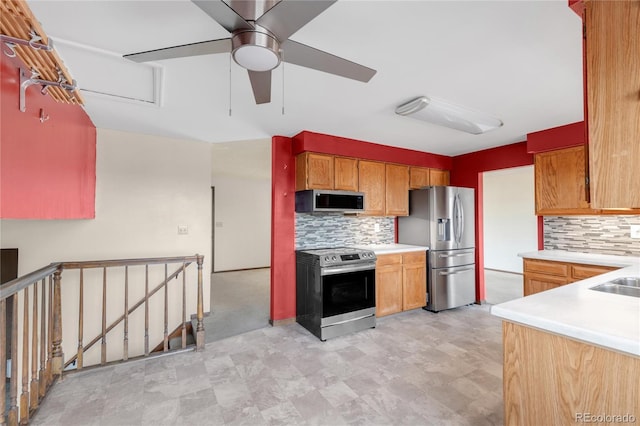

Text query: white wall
(1, 128), (213, 364)
(211, 139), (271, 271)
(482, 165), (538, 273)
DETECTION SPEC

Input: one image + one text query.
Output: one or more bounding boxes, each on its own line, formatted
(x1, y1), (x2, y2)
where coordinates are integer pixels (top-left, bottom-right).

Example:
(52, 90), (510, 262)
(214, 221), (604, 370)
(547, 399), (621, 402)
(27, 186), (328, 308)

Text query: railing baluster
(144, 265), (149, 356)
(0, 299), (6, 426)
(46, 276), (52, 388)
(20, 288), (30, 424)
(196, 255), (204, 351)
(163, 264), (168, 352)
(77, 269), (84, 370)
(30, 281), (39, 411)
(181, 262), (186, 349)
(101, 267), (107, 365)
(8, 295), (18, 426)
(51, 269), (63, 377)
(39, 278), (46, 399)
(123, 266), (129, 361)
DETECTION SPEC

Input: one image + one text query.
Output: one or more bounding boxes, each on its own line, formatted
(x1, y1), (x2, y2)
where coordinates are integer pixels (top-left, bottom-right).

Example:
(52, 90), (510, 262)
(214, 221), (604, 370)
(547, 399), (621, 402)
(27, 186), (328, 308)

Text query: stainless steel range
(296, 247), (376, 341)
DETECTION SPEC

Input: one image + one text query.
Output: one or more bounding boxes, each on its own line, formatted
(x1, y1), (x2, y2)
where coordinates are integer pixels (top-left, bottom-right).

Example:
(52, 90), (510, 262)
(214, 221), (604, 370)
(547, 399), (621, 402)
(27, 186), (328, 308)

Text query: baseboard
(212, 266), (270, 273)
(269, 317), (296, 327)
(485, 268), (523, 276)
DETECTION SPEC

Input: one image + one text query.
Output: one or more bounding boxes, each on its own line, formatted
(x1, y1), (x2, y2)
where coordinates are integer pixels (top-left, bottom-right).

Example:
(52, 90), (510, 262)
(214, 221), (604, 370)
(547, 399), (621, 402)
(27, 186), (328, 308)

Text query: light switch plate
(178, 225), (188, 235)
(630, 225), (640, 239)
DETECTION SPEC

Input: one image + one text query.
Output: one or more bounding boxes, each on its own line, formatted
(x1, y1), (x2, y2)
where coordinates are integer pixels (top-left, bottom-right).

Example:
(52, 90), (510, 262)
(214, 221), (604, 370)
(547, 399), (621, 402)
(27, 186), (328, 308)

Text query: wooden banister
(1, 254), (205, 425)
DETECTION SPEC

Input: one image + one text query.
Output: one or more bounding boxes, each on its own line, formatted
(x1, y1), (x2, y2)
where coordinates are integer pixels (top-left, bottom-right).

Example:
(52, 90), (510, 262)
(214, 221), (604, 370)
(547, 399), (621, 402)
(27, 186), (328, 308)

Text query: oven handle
(320, 263), (376, 276)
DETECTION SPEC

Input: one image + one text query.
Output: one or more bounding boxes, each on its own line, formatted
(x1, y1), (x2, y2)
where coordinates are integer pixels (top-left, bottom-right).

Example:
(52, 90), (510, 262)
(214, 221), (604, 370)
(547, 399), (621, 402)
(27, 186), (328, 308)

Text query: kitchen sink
(590, 277), (640, 298)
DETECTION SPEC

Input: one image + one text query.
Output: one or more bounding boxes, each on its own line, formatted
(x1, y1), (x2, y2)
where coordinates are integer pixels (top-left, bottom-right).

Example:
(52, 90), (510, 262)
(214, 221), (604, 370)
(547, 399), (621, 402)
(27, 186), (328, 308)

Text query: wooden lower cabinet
(523, 258), (618, 296)
(503, 321), (640, 426)
(376, 251), (426, 317)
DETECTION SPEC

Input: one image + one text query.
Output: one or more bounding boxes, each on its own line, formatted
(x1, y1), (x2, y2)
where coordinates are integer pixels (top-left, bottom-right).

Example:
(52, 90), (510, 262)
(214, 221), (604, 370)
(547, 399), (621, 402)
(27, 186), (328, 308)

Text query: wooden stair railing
(0, 254), (204, 426)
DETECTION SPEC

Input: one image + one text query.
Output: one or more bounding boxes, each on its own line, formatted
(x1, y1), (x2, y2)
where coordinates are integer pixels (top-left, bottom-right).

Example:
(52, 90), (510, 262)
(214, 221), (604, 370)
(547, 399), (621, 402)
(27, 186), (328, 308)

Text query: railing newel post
(195, 254), (205, 351)
(51, 267), (63, 378)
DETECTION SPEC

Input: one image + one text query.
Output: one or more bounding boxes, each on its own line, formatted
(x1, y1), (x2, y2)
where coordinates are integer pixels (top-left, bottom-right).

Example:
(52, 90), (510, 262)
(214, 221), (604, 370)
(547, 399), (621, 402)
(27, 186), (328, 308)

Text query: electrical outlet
(177, 225), (188, 235)
(630, 225), (640, 239)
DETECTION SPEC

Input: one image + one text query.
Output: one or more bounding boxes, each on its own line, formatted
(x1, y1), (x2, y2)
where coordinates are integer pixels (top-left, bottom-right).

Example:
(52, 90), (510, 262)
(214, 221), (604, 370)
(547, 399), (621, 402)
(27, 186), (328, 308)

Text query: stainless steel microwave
(295, 190), (365, 213)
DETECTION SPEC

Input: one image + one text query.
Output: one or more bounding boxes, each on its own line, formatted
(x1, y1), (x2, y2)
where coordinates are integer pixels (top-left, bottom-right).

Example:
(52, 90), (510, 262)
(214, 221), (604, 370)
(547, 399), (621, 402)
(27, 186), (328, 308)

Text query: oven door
(320, 263), (376, 319)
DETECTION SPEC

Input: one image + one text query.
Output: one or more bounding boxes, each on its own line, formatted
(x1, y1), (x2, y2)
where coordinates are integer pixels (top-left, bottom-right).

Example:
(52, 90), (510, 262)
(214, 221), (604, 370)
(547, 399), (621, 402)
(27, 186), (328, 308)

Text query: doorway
(206, 139), (272, 343)
(482, 166), (537, 304)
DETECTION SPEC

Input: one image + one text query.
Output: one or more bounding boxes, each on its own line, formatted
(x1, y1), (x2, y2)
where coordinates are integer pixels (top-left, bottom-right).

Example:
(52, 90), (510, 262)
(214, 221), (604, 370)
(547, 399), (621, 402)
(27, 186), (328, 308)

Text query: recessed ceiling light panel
(396, 96), (503, 135)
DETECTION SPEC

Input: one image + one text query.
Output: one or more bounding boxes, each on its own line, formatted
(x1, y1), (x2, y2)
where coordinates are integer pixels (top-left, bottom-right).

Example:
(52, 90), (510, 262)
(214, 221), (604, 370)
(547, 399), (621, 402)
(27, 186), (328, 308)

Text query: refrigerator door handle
(438, 252), (473, 258)
(458, 194), (464, 243)
(453, 194), (463, 244)
(438, 267), (474, 276)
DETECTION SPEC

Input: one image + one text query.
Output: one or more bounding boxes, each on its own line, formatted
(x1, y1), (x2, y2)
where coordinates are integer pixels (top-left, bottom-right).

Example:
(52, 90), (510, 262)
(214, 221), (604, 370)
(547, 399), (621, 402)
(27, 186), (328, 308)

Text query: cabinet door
(534, 146), (596, 215)
(523, 259), (568, 277)
(409, 167), (430, 189)
(376, 264), (403, 317)
(385, 164), (409, 216)
(295, 152), (334, 190)
(358, 160), (386, 216)
(586, 0), (640, 208)
(402, 252), (427, 311)
(334, 157), (358, 191)
(429, 169), (450, 186)
(570, 264), (617, 281)
(523, 272), (568, 296)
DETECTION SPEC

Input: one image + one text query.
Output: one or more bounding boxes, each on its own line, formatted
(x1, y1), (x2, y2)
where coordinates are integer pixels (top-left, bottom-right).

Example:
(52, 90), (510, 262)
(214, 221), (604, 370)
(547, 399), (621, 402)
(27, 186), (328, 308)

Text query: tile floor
(32, 305), (504, 426)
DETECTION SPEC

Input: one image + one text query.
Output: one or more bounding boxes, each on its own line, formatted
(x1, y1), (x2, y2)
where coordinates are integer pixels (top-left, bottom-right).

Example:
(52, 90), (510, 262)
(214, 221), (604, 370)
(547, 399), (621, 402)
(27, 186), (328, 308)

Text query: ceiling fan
(124, 0), (376, 104)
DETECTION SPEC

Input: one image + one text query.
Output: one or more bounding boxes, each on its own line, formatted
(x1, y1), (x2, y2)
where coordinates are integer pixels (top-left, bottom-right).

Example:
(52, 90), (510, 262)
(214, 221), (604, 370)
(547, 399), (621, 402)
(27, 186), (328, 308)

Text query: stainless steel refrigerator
(398, 186), (476, 312)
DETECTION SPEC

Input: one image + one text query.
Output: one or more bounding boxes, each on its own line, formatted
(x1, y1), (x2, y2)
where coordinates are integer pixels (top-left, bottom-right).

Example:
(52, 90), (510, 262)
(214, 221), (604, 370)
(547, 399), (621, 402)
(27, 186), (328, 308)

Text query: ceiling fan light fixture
(231, 30), (281, 72)
(395, 96), (503, 135)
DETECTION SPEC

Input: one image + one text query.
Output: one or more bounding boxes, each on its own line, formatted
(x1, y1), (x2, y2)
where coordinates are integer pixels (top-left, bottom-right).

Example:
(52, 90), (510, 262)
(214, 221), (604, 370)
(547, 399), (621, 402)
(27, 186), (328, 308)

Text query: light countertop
(352, 243), (429, 255)
(491, 250), (640, 357)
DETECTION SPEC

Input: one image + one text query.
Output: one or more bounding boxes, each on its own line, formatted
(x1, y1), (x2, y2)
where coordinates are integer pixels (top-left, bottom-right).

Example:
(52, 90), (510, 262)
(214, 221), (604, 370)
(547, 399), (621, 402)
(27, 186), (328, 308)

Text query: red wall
(1, 54), (96, 219)
(293, 131), (452, 169)
(450, 141), (535, 302)
(526, 121), (584, 153)
(270, 136), (296, 322)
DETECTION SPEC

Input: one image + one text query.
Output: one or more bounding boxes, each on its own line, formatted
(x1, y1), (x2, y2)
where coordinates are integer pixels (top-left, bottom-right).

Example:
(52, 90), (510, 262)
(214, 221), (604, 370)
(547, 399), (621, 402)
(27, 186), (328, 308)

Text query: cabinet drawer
(403, 251), (426, 265)
(524, 259), (568, 277)
(376, 254), (403, 267)
(570, 264), (617, 280)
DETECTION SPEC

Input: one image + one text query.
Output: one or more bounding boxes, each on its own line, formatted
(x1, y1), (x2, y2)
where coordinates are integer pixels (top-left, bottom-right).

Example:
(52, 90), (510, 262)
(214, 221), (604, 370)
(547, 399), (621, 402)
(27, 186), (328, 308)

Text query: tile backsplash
(295, 213), (395, 249)
(544, 216), (640, 256)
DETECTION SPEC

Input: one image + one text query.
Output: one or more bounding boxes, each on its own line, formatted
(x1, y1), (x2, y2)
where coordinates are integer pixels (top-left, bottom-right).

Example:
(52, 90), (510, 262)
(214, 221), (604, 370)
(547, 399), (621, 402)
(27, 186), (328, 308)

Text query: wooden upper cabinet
(334, 156), (359, 191)
(296, 152), (334, 190)
(534, 146), (596, 215)
(358, 160), (386, 216)
(586, 0), (640, 208)
(429, 169), (450, 186)
(409, 167), (430, 189)
(385, 164), (409, 216)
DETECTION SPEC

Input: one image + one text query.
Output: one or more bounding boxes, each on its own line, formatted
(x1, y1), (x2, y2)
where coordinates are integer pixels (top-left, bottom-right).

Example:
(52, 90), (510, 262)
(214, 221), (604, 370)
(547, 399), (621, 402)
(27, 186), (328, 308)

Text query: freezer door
(427, 264), (476, 312)
(430, 249), (475, 269)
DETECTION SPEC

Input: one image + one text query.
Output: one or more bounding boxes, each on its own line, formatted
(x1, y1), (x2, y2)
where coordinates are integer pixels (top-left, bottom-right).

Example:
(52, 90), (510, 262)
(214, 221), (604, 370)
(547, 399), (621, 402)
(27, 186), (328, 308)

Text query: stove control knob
(324, 256), (330, 262)
(332, 256), (337, 261)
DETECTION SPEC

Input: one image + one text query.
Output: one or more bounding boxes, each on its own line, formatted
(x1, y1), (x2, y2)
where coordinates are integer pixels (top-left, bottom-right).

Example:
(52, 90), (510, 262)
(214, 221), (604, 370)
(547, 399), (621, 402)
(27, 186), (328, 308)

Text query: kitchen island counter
(491, 250), (640, 356)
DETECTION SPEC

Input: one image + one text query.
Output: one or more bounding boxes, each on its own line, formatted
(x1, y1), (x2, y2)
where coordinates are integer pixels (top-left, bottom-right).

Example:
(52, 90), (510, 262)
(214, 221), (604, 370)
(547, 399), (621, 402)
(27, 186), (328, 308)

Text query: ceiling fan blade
(256, 0), (336, 41)
(124, 38), (231, 63)
(191, 0), (254, 33)
(248, 70), (272, 104)
(281, 40), (376, 83)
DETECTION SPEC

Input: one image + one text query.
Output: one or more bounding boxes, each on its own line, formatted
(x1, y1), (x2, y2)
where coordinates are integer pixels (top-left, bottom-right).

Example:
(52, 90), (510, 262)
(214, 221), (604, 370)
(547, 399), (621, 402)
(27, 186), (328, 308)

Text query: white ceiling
(27, 0), (584, 156)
